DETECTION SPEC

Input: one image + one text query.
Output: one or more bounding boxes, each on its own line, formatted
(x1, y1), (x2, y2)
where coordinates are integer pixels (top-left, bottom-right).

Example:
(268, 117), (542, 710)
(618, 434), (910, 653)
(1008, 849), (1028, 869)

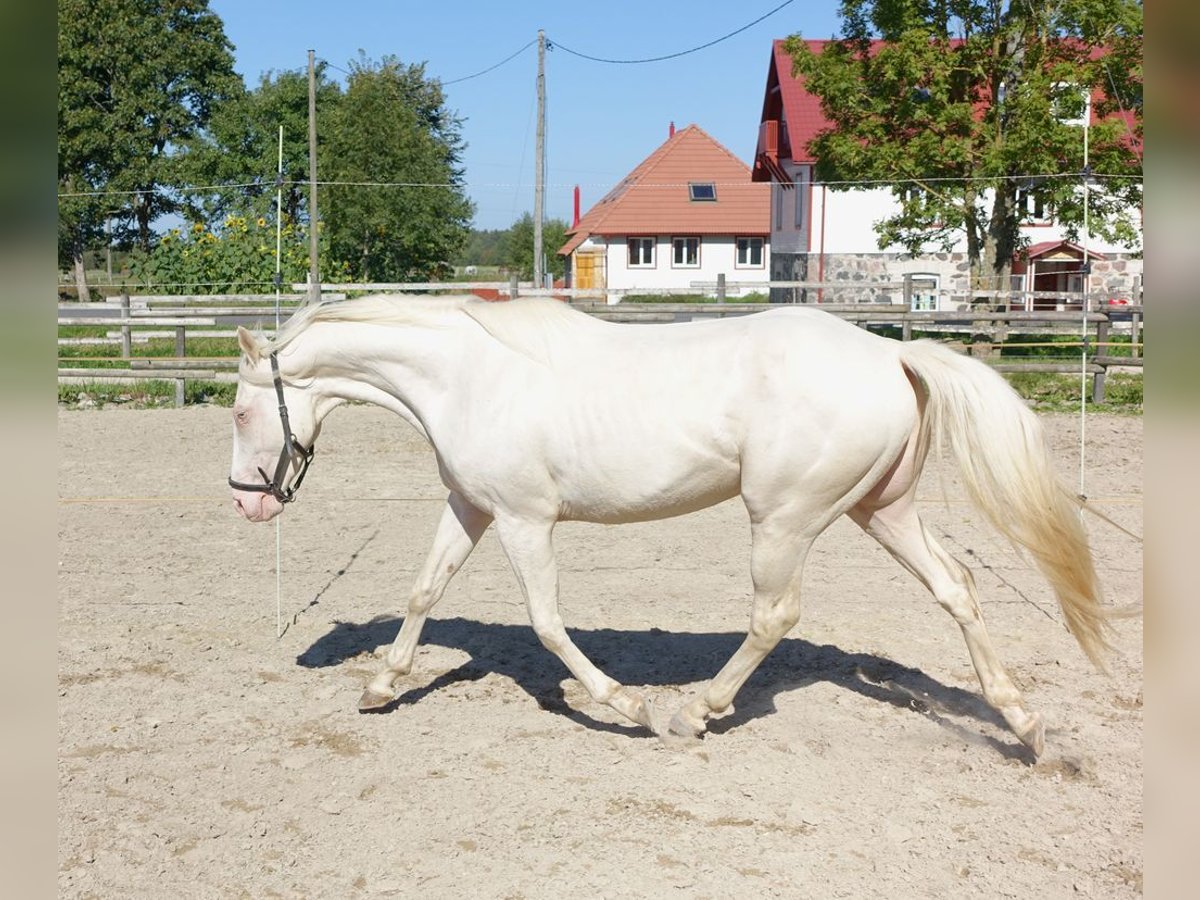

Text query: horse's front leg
(359, 492), (492, 710)
(495, 516), (663, 734)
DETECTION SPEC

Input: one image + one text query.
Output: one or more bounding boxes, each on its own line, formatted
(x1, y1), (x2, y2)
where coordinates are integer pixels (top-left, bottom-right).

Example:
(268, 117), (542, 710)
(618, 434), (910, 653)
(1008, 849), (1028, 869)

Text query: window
(1016, 187), (1051, 224)
(900, 184), (930, 207)
(736, 237), (764, 268)
(906, 273), (939, 311)
(672, 236), (699, 268)
(1052, 82), (1090, 127)
(794, 168), (810, 230)
(627, 237), (655, 268)
(898, 184), (943, 228)
(689, 182), (716, 201)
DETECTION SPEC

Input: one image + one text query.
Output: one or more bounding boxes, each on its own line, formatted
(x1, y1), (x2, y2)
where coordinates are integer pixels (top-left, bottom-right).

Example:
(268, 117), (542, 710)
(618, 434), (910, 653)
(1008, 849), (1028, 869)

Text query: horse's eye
(235, 409), (249, 425)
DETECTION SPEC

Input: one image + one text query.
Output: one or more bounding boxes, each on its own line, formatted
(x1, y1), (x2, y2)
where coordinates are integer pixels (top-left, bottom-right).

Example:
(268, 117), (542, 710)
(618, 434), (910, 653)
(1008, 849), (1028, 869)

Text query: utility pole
(307, 49), (321, 304)
(533, 29), (546, 290)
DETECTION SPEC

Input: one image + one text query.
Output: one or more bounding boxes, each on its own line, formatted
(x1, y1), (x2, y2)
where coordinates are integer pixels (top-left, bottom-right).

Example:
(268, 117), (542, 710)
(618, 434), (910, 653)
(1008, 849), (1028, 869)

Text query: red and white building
(559, 125), (771, 302)
(752, 39), (1142, 309)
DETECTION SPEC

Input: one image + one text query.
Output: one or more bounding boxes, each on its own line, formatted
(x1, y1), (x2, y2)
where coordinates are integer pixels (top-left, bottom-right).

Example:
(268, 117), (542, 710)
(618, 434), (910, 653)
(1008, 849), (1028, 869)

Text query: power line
(319, 39), (536, 89)
(549, 0), (797, 64)
(58, 170), (1144, 200)
(442, 39), (537, 85)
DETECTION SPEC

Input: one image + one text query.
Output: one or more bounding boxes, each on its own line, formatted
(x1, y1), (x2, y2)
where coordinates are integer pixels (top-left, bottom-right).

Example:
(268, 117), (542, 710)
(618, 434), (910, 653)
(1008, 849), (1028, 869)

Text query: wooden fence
(58, 285), (1143, 406)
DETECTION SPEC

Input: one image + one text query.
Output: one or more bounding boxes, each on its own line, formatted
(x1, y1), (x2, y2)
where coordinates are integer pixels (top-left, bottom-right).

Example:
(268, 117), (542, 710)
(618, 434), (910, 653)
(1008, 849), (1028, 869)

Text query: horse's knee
(749, 595), (801, 646)
(529, 615), (568, 655)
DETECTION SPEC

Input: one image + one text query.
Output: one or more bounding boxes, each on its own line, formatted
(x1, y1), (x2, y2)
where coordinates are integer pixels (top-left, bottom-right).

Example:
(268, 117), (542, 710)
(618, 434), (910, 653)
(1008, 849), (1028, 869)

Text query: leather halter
(228, 353), (315, 504)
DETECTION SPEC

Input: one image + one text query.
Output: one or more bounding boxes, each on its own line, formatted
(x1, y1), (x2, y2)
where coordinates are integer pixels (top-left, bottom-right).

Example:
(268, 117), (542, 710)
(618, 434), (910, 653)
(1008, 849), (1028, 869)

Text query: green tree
(176, 66), (343, 228)
(322, 55), (473, 281)
(786, 0), (1142, 288)
(453, 229), (509, 268)
(58, 0), (239, 298)
(504, 214), (569, 282)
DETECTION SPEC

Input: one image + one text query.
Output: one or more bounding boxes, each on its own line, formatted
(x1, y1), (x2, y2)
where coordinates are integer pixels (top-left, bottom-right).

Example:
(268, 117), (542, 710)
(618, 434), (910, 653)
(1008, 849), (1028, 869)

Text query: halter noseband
(228, 353), (315, 504)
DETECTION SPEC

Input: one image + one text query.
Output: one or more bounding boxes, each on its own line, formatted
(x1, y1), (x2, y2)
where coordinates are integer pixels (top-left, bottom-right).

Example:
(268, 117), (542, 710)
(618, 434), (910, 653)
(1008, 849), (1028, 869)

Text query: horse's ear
(237, 326), (261, 364)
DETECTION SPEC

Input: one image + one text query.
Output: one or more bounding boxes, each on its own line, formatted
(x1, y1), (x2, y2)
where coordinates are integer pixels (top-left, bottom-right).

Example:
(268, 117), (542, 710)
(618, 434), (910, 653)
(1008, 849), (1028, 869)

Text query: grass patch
(58, 380), (236, 408)
(1004, 371), (1142, 413)
(59, 335), (242, 368)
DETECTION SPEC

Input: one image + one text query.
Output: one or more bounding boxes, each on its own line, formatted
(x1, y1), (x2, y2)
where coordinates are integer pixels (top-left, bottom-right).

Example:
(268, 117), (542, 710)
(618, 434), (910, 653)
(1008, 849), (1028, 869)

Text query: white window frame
(1016, 187), (1052, 225)
(1052, 82), (1091, 127)
(735, 236), (765, 269)
(671, 236), (700, 268)
(688, 182), (717, 202)
(627, 236), (655, 268)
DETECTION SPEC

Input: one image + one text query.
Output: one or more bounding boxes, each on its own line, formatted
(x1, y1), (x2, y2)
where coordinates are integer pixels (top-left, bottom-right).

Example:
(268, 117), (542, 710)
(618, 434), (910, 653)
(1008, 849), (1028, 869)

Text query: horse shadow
(297, 615), (1031, 762)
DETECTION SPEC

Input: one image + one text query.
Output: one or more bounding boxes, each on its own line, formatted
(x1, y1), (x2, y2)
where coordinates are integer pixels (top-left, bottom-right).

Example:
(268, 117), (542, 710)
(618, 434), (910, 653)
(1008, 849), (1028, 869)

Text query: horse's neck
(296, 316), (465, 436)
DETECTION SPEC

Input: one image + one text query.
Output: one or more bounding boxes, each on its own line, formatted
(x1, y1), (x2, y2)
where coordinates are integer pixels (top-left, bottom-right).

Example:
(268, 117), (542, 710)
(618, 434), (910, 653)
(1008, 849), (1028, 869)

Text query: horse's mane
(258, 294), (604, 369)
(261, 294), (474, 354)
(461, 296), (607, 367)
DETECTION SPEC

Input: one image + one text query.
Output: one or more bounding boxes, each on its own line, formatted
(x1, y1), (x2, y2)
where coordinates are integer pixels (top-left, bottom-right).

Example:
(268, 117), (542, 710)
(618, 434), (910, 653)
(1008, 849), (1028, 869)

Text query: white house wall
(810, 184), (1140, 256)
(600, 235), (772, 298)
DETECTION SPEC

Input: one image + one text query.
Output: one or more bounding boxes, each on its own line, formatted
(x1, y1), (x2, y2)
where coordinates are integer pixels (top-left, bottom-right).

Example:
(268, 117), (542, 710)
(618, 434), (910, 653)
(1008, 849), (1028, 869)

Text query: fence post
(969, 297), (993, 358)
(1131, 273), (1142, 359)
(509, 273), (519, 300)
(120, 292), (131, 359)
(716, 273), (726, 305)
(902, 273), (912, 310)
(1092, 317), (1109, 403)
(174, 325), (186, 408)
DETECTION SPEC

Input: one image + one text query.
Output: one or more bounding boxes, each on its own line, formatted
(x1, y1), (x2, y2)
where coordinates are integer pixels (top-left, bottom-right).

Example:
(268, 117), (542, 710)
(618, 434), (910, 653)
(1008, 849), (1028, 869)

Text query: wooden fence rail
(58, 290), (1143, 406)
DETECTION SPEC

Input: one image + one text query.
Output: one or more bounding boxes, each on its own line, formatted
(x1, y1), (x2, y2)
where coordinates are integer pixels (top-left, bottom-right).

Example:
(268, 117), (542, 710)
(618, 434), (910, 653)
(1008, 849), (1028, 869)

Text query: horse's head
(229, 326), (322, 523)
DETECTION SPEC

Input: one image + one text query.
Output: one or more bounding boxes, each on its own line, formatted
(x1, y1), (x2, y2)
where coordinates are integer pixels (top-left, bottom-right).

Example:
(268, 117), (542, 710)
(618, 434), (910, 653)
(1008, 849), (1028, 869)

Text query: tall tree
(787, 0), (1142, 288)
(323, 55), (473, 281)
(58, 0), (238, 297)
(176, 66), (343, 228)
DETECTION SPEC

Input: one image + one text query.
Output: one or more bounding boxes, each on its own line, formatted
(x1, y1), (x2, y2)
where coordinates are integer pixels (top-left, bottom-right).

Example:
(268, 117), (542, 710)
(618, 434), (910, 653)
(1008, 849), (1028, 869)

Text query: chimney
(669, 121), (676, 138)
(572, 185), (581, 228)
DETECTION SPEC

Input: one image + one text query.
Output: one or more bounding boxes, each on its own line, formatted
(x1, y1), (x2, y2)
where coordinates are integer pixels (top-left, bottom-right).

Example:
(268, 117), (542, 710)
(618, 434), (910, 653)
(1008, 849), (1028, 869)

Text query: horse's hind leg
(359, 493), (492, 710)
(849, 497), (1046, 757)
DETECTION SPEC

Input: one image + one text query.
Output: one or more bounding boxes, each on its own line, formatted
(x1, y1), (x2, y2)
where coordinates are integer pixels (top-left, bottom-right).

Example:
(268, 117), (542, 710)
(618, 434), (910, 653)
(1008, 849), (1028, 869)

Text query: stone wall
(790, 251), (1143, 306)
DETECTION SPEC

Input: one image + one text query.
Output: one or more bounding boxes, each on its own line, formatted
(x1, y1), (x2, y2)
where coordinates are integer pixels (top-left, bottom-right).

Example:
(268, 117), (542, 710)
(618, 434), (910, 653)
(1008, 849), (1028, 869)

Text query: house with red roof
(753, 39), (1142, 309)
(559, 124), (771, 302)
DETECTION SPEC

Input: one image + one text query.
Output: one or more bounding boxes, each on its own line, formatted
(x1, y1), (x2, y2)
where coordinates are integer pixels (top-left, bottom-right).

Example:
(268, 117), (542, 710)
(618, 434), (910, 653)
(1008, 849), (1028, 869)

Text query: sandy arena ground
(58, 405), (1142, 898)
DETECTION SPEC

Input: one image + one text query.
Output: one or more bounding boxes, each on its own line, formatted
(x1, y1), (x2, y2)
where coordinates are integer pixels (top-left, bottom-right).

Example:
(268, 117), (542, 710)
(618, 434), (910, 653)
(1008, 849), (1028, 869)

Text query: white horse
(229, 295), (1112, 757)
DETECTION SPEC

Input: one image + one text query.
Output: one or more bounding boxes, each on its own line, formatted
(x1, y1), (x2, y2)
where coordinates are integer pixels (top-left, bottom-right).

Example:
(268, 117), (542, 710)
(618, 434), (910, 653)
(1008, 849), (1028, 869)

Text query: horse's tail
(897, 339), (1113, 669)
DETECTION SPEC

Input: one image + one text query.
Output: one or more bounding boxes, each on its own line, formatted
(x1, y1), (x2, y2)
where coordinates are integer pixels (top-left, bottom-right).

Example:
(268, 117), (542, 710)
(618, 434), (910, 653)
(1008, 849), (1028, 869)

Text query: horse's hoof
(1017, 712), (1045, 759)
(357, 688), (395, 711)
(667, 708), (706, 739)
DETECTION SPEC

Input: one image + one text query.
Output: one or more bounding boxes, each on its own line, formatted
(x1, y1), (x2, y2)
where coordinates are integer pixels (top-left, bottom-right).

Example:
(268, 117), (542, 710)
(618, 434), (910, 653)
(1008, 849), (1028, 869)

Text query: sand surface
(58, 405), (1143, 897)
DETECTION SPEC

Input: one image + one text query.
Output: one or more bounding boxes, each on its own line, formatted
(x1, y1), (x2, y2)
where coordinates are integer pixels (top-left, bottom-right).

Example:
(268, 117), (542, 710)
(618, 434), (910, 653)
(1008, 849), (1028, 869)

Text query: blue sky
(209, 1), (843, 230)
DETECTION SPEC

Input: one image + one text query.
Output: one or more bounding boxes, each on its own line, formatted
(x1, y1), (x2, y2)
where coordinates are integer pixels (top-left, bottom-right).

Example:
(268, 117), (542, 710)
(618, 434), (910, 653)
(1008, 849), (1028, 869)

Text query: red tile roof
(559, 125), (769, 256)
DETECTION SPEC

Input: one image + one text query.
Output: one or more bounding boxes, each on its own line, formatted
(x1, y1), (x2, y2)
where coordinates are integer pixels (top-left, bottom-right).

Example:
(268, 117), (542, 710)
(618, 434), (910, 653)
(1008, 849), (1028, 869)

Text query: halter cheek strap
(228, 353), (316, 504)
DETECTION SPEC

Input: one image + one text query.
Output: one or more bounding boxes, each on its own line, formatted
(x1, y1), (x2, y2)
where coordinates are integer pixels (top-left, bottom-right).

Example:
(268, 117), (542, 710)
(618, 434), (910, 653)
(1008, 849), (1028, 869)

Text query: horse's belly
(554, 448), (741, 524)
